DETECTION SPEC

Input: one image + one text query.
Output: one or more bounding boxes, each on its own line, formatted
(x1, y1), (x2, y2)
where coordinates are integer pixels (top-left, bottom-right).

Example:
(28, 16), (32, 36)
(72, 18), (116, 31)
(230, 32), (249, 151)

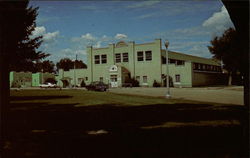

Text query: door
(110, 75), (118, 87)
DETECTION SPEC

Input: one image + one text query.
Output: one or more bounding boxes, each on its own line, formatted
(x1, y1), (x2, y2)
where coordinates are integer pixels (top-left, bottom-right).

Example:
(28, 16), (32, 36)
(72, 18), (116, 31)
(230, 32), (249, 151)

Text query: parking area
(109, 86), (244, 105)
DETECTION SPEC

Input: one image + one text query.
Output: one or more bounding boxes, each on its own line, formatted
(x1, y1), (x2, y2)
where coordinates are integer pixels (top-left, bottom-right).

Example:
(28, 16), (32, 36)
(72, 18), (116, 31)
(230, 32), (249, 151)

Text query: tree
(221, 0), (249, 108)
(56, 58), (87, 71)
(208, 28), (242, 85)
(0, 1), (45, 119)
(56, 58), (74, 71)
(35, 60), (55, 73)
(75, 60), (87, 69)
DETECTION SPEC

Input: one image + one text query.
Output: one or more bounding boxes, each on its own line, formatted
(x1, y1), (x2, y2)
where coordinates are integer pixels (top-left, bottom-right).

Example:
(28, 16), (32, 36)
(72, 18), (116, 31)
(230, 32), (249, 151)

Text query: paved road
(109, 86), (244, 105)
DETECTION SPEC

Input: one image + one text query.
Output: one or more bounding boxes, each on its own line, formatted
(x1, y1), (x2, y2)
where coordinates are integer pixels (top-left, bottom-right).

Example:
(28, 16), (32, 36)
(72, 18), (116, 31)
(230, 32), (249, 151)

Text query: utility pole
(165, 40), (171, 98)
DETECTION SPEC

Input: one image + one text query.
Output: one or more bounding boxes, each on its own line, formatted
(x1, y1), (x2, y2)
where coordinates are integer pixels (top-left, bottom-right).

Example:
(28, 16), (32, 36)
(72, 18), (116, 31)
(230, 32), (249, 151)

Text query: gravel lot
(109, 86), (244, 105)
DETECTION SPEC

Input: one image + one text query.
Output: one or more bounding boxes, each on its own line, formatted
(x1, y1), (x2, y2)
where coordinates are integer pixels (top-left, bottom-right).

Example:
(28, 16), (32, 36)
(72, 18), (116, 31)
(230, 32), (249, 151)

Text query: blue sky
(29, 0), (234, 63)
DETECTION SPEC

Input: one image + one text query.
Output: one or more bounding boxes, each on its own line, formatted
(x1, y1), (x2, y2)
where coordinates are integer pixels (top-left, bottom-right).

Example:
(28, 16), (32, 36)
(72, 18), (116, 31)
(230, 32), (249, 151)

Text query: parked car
(86, 81), (108, 92)
(39, 82), (57, 88)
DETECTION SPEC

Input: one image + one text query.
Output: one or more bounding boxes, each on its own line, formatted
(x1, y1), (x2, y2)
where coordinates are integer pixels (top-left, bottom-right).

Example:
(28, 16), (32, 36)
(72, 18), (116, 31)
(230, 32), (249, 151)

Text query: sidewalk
(109, 86), (244, 105)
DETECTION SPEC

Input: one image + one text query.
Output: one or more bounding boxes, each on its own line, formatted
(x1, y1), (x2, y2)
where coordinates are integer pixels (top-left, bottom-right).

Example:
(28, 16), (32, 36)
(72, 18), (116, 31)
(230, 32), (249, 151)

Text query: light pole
(165, 40), (171, 98)
(74, 54), (77, 89)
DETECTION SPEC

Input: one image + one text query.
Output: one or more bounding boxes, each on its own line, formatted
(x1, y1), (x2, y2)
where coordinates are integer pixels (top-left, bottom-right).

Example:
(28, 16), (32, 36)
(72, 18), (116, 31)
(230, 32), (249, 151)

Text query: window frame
(101, 54), (107, 64)
(122, 53), (129, 62)
(115, 53), (121, 63)
(145, 51), (152, 61)
(137, 51), (144, 61)
(94, 55), (100, 64)
(175, 74), (180, 82)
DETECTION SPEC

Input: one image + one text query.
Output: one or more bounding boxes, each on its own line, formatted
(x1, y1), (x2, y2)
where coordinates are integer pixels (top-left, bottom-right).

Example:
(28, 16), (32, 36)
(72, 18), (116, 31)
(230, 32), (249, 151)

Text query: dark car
(86, 81), (108, 92)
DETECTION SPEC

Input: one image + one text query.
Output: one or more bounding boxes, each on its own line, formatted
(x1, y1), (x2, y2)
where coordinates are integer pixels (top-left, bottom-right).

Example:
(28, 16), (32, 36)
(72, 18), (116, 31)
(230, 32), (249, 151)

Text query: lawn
(3, 89), (249, 158)
(10, 89), (202, 107)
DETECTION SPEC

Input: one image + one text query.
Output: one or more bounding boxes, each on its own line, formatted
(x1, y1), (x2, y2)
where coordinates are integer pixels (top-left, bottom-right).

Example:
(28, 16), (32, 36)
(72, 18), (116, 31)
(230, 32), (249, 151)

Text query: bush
(80, 80), (86, 87)
(125, 77), (139, 87)
(11, 80), (21, 88)
(153, 80), (161, 87)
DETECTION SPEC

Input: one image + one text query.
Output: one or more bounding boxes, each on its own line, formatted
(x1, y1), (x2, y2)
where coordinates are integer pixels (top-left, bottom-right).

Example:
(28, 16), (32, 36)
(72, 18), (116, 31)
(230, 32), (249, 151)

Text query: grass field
(10, 89), (206, 107)
(3, 89), (249, 158)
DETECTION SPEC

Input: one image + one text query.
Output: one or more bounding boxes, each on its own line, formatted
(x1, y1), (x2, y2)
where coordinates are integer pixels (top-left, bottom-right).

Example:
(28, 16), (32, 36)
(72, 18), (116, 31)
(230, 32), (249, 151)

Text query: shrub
(80, 80), (86, 87)
(153, 80), (161, 87)
(125, 77), (139, 87)
(11, 80), (21, 88)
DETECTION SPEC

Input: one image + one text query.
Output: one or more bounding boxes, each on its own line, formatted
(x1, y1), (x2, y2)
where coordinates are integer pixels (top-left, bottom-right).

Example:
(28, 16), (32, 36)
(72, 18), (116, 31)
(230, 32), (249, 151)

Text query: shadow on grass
(4, 100), (249, 158)
(10, 95), (73, 101)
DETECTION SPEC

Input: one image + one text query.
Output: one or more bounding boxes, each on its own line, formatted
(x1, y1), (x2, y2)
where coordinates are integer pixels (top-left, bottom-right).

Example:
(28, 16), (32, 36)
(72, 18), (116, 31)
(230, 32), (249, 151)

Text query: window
(136, 76), (140, 82)
(137, 51), (143, 61)
(115, 53), (121, 63)
(123, 53), (129, 62)
(202, 64), (206, 70)
(94, 55), (100, 64)
(101, 54), (107, 64)
(143, 76), (147, 83)
(176, 60), (184, 65)
(85, 77), (88, 81)
(162, 56), (166, 64)
(110, 75), (117, 82)
(193, 63), (197, 70)
(145, 51), (152, 61)
(175, 74), (180, 82)
(198, 64), (201, 70)
(170, 59), (176, 64)
(100, 77), (103, 82)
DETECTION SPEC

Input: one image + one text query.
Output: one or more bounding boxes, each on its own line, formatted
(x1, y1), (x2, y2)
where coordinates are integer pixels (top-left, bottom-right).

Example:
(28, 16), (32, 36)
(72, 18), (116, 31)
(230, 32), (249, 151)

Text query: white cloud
(76, 49), (87, 55)
(202, 6), (234, 33)
(32, 26), (46, 37)
(135, 13), (158, 19)
(94, 41), (102, 48)
(56, 48), (87, 60)
(43, 31), (60, 42)
(31, 26), (60, 43)
(81, 33), (95, 41)
(115, 33), (128, 39)
(186, 45), (212, 58)
(127, 1), (160, 9)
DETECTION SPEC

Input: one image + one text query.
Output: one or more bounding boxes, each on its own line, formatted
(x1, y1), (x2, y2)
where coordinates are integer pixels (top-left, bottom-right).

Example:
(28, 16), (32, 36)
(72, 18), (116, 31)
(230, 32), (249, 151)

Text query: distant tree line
(10, 57), (87, 73)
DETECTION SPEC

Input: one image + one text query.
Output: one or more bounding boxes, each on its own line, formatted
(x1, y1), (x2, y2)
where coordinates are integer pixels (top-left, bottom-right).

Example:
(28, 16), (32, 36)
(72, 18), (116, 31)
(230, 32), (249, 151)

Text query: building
(57, 39), (223, 88)
(10, 71), (55, 88)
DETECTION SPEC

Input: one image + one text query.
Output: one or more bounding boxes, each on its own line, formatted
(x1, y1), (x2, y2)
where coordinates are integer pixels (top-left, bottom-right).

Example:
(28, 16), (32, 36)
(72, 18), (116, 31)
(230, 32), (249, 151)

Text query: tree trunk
(0, 51), (10, 152)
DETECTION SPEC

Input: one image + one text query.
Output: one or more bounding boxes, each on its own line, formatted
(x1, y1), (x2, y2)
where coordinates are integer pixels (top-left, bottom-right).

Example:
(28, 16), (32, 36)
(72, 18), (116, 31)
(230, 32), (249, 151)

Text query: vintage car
(39, 82), (57, 88)
(85, 81), (109, 92)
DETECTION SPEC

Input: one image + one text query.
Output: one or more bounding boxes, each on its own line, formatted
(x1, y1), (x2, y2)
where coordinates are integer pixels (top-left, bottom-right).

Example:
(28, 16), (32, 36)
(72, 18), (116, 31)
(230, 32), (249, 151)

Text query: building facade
(57, 39), (223, 88)
(10, 71), (55, 88)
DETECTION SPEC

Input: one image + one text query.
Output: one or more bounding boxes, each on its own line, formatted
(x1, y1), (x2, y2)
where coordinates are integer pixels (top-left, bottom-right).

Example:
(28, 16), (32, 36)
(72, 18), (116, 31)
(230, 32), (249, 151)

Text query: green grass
(7, 89), (248, 158)
(10, 89), (202, 107)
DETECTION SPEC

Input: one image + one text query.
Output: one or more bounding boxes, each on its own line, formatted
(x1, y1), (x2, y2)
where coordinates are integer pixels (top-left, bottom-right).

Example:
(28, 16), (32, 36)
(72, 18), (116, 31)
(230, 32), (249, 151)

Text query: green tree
(35, 60), (55, 73)
(75, 60), (87, 69)
(56, 58), (74, 71)
(56, 58), (87, 71)
(208, 28), (242, 85)
(0, 1), (46, 112)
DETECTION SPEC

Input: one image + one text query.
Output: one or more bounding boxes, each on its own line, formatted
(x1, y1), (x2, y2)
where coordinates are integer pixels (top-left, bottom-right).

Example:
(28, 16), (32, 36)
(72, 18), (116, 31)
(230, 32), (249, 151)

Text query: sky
(29, 0), (234, 63)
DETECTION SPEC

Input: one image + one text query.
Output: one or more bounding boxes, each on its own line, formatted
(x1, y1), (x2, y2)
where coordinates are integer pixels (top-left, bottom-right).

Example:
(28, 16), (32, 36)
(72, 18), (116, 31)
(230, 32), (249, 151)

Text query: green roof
(161, 50), (220, 66)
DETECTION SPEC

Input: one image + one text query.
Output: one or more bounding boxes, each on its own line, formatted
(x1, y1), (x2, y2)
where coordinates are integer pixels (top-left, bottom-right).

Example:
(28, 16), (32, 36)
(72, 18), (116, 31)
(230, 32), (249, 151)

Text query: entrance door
(110, 75), (118, 87)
